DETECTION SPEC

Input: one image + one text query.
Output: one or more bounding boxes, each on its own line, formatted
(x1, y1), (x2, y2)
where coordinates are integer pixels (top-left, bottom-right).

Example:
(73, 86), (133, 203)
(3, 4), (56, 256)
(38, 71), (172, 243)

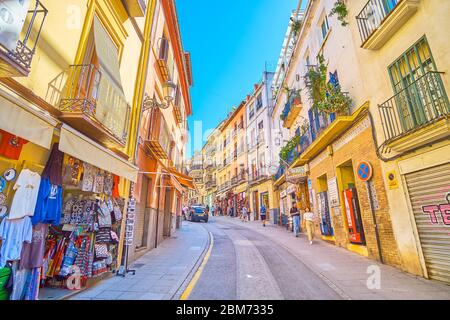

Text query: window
(258, 121), (264, 130)
(249, 107), (255, 119)
(389, 37), (436, 94)
(387, 37), (448, 132)
(256, 94), (263, 110)
(320, 15), (330, 40)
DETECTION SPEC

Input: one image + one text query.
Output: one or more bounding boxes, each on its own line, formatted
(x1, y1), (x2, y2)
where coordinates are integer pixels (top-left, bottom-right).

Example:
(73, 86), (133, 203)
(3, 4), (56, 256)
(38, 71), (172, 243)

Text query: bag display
(97, 201), (112, 227)
(94, 244), (108, 259)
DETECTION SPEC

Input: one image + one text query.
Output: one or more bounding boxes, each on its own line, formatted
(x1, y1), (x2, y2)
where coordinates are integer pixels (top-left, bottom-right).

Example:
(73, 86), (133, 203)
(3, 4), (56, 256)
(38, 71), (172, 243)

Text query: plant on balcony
(291, 19), (302, 37)
(305, 54), (352, 116)
(329, 1), (349, 27)
(279, 134), (301, 162)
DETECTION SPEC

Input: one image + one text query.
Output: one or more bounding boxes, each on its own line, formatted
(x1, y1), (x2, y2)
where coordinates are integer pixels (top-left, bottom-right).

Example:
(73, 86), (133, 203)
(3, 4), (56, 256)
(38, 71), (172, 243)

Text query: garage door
(405, 162), (450, 284)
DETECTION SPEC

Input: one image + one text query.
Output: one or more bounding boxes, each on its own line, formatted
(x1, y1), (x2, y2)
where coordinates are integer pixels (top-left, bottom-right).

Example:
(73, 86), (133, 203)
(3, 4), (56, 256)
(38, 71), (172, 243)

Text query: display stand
(117, 187), (136, 277)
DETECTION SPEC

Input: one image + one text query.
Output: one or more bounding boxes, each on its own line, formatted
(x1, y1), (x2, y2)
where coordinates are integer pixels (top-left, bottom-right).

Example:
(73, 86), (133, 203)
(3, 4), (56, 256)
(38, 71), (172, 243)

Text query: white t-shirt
(304, 211), (315, 222)
(9, 169), (41, 219)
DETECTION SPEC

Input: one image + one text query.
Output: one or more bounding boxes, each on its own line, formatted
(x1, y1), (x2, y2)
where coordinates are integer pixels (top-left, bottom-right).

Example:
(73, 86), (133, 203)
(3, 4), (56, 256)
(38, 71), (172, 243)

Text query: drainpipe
(366, 180), (384, 264)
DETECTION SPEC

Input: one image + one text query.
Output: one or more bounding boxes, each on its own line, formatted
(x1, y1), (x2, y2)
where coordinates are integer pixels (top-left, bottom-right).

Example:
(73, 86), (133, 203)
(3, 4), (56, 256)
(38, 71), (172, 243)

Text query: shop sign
(387, 171), (399, 190)
(327, 177), (340, 207)
(124, 197), (136, 246)
(287, 185), (296, 195)
(0, 0), (30, 51)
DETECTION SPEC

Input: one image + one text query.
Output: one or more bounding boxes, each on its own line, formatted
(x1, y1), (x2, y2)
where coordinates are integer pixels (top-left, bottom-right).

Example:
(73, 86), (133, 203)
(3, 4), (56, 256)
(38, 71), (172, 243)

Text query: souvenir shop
(0, 127), (131, 300)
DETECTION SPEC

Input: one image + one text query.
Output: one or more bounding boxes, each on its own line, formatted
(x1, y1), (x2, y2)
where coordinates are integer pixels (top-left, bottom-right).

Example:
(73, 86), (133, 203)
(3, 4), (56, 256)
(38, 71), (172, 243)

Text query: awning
(93, 16), (128, 138)
(0, 93), (55, 149)
(234, 183), (248, 194)
(168, 167), (195, 189)
(59, 125), (138, 182)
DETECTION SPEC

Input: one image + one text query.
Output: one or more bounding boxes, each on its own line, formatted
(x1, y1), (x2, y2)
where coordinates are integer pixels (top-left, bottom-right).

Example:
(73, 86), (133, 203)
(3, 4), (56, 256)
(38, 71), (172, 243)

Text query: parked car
(190, 206), (209, 223)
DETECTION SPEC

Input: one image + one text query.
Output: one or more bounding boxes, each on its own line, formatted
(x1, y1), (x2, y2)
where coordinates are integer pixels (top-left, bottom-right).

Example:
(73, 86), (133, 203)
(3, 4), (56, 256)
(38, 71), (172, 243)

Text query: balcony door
(388, 37), (446, 132)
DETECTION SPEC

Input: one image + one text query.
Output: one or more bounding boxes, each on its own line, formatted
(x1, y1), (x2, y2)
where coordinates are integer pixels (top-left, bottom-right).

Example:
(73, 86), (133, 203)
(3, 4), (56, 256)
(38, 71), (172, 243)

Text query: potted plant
(329, 1), (349, 27)
(305, 54), (352, 116)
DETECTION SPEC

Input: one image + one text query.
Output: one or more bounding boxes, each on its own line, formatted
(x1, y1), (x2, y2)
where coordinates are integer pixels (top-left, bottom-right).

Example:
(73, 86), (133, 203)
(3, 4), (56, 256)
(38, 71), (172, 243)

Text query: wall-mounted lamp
(143, 80), (177, 111)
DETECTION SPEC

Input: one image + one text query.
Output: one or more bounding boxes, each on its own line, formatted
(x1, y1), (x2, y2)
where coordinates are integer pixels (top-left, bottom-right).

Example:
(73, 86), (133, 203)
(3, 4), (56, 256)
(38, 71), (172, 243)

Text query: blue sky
(176, 0), (298, 156)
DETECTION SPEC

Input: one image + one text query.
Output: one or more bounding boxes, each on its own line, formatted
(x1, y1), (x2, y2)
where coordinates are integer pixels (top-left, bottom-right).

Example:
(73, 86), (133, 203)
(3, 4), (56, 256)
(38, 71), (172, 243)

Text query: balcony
(231, 176), (239, 186)
(157, 37), (170, 81)
(257, 132), (265, 146)
(190, 164), (203, 171)
(249, 170), (269, 184)
(59, 64), (130, 149)
(205, 179), (217, 189)
(172, 87), (183, 124)
(281, 93), (302, 129)
(356, 0), (420, 50)
(238, 171), (247, 183)
(142, 107), (172, 159)
(0, 1), (48, 77)
(378, 71), (450, 152)
(248, 139), (257, 151)
(122, 0), (147, 17)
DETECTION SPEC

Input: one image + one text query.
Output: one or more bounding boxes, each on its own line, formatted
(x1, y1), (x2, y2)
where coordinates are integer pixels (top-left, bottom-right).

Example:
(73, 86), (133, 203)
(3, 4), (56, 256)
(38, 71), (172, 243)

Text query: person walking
(304, 207), (315, 245)
(211, 205), (215, 217)
(241, 206), (248, 222)
(205, 204), (210, 216)
(260, 204), (267, 227)
(290, 202), (301, 237)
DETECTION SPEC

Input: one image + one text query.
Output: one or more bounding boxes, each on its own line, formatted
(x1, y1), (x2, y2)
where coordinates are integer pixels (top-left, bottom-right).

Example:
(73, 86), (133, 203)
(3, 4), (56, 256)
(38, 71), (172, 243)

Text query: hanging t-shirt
(112, 175), (121, 199)
(19, 223), (49, 270)
(41, 143), (64, 187)
(0, 217), (32, 268)
(31, 178), (62, 226)
(62, 155), (83, 188)
(8, 169), (41, 220)
(93, 169), (104, 194)
(81, 163), (95, 192)
(0, 130), (28, 160)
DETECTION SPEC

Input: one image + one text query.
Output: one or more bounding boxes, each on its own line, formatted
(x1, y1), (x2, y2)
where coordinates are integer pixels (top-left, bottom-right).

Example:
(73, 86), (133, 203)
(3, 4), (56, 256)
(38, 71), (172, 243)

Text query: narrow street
(70, 217), (450, 300)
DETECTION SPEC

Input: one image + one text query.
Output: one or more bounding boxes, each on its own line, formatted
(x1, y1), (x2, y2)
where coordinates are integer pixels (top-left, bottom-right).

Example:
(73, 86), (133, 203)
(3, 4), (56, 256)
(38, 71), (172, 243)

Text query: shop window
(337, 161), (366, 245)
(317, 174), (333, 236)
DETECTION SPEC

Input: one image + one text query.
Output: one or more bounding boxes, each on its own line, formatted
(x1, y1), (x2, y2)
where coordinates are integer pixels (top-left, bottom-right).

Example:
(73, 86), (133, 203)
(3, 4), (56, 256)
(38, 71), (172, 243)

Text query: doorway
(163, 187), (172, 238)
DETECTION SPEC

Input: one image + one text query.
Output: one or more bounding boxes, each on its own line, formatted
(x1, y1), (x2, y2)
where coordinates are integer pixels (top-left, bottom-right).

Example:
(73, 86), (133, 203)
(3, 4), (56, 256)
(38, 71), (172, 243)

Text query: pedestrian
(290, 202), (301, 237)
(211, 205), (215, 216)
(260, 204), (267, 227)
(304, 207), (315, 245)
(241, 206), (248, 222)
(205, 204), (210, 215)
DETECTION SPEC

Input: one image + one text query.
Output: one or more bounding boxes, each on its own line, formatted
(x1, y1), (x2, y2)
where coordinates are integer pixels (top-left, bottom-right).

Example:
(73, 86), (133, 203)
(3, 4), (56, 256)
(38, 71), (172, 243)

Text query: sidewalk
(70, 221), (210, 300)
(221, 216), (450, 300)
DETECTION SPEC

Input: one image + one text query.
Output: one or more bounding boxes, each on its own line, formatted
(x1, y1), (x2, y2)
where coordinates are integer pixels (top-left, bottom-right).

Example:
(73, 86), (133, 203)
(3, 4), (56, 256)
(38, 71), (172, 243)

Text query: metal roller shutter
(405, 162), (450, 284)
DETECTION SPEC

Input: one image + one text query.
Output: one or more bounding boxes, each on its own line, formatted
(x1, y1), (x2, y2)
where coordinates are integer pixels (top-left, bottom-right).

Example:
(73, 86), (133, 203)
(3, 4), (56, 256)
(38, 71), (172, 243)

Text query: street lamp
(143, 80), (177, 110)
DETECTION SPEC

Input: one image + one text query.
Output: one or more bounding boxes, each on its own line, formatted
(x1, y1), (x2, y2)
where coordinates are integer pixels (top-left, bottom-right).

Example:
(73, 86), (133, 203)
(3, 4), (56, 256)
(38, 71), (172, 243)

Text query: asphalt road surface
(188, 217), (342, 300)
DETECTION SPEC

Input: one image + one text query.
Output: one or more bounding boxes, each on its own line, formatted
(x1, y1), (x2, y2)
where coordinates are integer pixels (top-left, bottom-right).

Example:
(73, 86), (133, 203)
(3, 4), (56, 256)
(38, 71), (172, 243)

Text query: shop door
(253, 191), (259, 220)
(163, 187), (172, 238)
(405, 162), (450, 284)
(261, 192), (269, 220)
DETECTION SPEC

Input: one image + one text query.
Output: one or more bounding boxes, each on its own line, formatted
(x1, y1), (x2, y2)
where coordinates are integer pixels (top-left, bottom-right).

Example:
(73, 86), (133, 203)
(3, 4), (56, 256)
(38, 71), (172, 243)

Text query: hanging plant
(329, 1), (349, 27)
(305, 54), (352, 116)
(291, 20), (302, 37)
(279, 134), (301, 162)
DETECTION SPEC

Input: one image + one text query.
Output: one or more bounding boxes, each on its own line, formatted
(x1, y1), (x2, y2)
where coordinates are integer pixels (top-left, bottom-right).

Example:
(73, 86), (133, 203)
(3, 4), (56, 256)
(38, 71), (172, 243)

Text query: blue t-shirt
(32, 178), (62, 226)
(260, 206), (266, 214)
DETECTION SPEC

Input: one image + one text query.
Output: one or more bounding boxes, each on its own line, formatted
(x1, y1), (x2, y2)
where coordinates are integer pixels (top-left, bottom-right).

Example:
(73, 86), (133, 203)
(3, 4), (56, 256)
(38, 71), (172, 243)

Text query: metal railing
(378, 71), (450, 144)
(0, 0), (48, 71)
(190, 165), (203, 171)
(356, 0), (400, 44)
(257, 132), (265, 146)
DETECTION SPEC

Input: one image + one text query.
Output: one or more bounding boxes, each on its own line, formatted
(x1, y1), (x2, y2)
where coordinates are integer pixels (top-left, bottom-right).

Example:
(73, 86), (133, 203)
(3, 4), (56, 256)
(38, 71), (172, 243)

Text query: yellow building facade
(0, 0), (159, 296)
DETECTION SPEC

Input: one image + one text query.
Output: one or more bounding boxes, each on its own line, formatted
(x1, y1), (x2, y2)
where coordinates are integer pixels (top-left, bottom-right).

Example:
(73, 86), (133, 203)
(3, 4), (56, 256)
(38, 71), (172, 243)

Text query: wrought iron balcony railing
(378, 71), (450, 145)
(59, 64), (130, 148)
(356, 0), (400, 45)
(0, 0), (48, 77)
(190, 165), (203, 171)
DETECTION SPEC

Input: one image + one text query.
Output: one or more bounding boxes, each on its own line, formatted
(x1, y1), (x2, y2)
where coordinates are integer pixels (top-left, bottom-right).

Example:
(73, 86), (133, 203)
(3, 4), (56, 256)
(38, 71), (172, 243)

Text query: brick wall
(308, 116), (401, 268)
